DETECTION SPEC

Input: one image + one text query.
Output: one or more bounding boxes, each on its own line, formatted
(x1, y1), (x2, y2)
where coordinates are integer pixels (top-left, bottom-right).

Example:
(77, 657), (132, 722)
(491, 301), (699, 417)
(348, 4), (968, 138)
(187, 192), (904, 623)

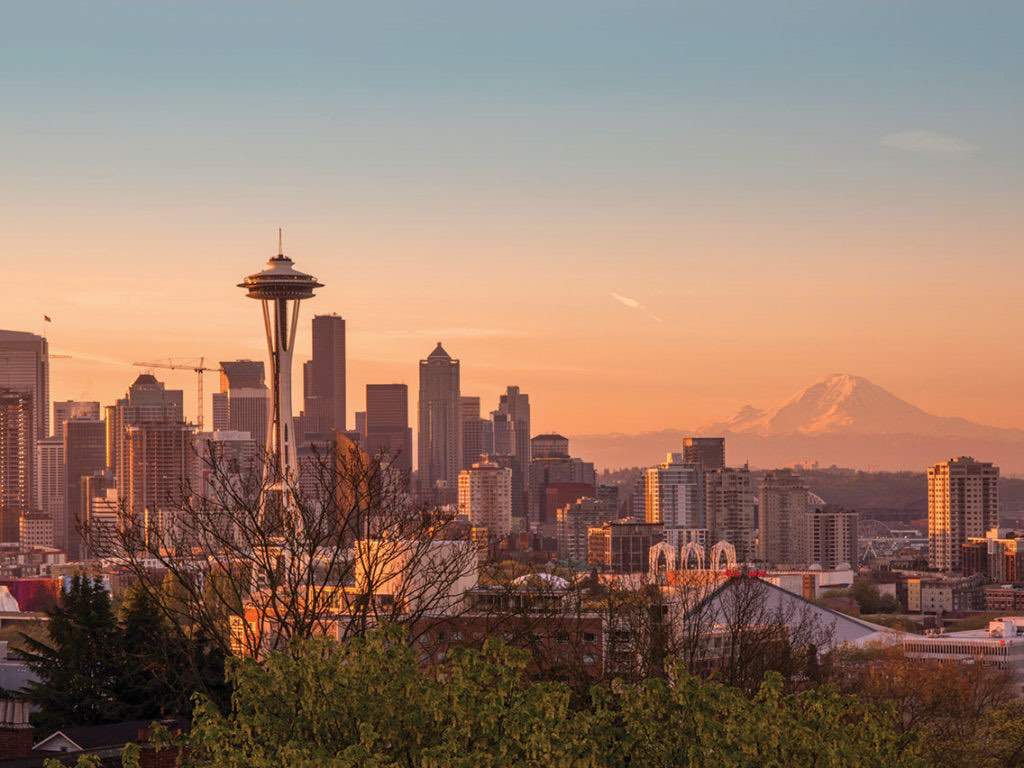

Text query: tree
(81, 440), (479, 669)
(20, 575), (127, 730)
(179, 626), (920, 768)
(833, 643), (1019, 767)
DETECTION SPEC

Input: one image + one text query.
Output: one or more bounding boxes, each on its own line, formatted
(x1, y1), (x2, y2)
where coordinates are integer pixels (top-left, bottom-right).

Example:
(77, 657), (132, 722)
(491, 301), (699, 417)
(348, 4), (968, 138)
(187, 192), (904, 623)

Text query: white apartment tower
(458, 456), (512, 538)
(928, 456), (999, 572)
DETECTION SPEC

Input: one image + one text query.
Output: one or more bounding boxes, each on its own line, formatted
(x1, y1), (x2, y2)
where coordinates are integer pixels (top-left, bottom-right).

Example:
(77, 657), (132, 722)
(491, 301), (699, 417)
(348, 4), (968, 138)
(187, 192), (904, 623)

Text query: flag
(43, 315), (51, 322)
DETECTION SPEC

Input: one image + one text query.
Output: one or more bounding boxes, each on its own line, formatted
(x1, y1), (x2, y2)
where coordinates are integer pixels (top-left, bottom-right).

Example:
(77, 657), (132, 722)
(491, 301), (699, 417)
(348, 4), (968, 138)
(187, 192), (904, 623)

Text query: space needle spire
(238, 234), (323, 515)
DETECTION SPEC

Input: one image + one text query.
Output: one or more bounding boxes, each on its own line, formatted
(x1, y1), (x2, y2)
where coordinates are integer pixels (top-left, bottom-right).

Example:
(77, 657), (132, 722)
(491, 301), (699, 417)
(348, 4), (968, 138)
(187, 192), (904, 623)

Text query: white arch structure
(708, 540), (737, 571)
(680, 541), (705, 571)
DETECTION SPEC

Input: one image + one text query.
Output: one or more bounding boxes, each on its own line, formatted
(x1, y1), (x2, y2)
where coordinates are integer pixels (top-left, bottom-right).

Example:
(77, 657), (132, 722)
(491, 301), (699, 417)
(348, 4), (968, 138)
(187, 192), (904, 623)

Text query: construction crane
(131, 357), (224, 431)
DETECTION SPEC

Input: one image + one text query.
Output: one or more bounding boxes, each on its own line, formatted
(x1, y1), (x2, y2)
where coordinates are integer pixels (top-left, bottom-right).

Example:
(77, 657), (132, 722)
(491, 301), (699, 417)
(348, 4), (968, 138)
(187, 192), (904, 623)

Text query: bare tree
(82, 436), (479, 671)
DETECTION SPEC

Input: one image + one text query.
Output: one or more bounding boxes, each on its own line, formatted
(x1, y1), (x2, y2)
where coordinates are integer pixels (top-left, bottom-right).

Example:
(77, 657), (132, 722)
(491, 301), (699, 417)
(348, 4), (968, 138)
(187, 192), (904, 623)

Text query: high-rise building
(497, 386), (530, 519)
(644, 453), (702, 530)
(928, 456), (1000, 572)
(587, 519), (664, 574)
(795, 504), (859, 570)
(53, 401), (100, 441)
(682, 437), (725, 472)
(527, 434), (595, 533)
(238, 246), (323, 513)
(107, 374), (184, 487)
(0, 331), (49, 446)
(35, 436), (64, 546)
(125, 422), (193, 522)
(757, 469), (809, 566)
(418, 343), (460, 499)
(213, 360), (268, 454)
(557, 495), (616, 564)
(364, 384), (413, 486)
(64, 419), (107, 559)
(531, 433), (569, 460)
(459, 396), (491, 469)
(354, 411), (367, 439)
(193, 429), (258, 499)
(457, 456), (512, 538)
(0, 390), (33, 543)
(705, 466), (756, 563)
(19, 511), (53, 549)
(310, 314), (346, 433)
(490, 411), (516, 457)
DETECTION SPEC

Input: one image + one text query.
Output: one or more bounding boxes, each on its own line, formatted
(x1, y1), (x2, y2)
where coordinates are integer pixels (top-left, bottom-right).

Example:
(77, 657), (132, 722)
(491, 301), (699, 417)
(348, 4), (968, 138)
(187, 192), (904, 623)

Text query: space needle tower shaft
(238, 232), (323, 512)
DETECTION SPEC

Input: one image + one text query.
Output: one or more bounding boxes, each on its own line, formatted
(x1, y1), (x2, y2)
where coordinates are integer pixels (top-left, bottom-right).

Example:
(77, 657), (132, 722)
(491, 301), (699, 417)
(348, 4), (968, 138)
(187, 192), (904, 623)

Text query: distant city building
(682, 436), (725, 472)
(310, 314), (346, 433)
(795, 503), (859, 570)
(418, 343), (461, 500)
(644, 453), (702, 530)
(963, 528), (1020, 583)
(364, 384), (412, 486)
(193, 430), (258, 499)
(19, 511), (53, 549)
(757, 469), (809, 566)
(63, 419), (105, 559)
(528, 434), (595, 533)
(0, 331), (49, 447)
(459, 396), (491, 469)
(354, 411), (367, 438)
(35, 436), (64, 548)
(106, 374), (184, 489)
(532, 434), (569, 459)
(214, 360), (268, 452)
(0, 390), (33, 543)
(125, 422), (192, 523)
(928, 456), (1000, 572)
(497, 386), (530, 520)
(458, 456), (513, 538)
(588, 518), (664, 574)
(490, 411), (516, 459)
(705, 466), (756, 563)
(557, 495), (616, 564)
(52, 401), (100, 441)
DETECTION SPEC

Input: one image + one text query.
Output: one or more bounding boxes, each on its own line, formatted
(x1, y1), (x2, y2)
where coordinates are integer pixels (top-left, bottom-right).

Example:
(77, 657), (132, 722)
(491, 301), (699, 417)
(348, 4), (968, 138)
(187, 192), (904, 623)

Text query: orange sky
(3, 3), (1021, 435)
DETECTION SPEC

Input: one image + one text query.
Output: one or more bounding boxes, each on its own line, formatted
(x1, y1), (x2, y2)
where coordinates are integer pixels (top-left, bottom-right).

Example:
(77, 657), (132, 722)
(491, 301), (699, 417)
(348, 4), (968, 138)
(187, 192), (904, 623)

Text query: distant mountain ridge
(701, 373), (1022, 440)
(572, 374), (1024, 473)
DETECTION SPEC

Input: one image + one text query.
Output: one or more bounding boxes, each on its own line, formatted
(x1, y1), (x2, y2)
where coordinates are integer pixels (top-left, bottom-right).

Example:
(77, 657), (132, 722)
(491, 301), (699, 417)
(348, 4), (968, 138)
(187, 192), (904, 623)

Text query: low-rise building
(902, 617), (1024, 690)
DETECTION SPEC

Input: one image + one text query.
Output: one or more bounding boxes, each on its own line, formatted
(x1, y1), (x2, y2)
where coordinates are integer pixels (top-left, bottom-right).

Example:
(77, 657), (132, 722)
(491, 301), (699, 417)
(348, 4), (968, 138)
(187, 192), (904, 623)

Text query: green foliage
(21, 575), (126, 730)
(20, 577), (227, 729)
(182, 627), (922, 768)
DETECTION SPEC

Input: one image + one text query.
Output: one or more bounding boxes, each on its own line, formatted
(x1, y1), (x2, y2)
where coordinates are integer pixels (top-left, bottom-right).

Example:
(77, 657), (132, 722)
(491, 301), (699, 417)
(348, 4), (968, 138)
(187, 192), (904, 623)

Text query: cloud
(610, 292), (642, 309)
(880, 130), (978, 155)
(610, 292), (662, 323)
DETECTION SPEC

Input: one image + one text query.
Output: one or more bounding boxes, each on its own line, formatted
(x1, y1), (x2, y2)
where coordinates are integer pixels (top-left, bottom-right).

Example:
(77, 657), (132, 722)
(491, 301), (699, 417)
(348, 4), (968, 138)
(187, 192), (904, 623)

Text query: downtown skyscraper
(0, 390), (33, 542)
(308, 314), (346, 434)
(0, 330), (49, 447)
(496, 386), (530, 520)
(364, 383), (413, 485)
(418, 343), (460, 499)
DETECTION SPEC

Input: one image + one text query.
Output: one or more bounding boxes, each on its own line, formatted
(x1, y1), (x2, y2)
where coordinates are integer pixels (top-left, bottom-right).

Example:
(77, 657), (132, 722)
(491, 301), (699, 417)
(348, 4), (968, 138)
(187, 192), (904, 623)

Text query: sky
(2, 1), (1022, 436)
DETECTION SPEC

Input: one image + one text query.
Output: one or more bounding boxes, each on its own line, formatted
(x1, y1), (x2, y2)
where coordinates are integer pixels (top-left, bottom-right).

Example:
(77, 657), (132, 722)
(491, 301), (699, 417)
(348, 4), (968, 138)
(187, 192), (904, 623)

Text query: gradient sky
(3, 2), (1022, 435)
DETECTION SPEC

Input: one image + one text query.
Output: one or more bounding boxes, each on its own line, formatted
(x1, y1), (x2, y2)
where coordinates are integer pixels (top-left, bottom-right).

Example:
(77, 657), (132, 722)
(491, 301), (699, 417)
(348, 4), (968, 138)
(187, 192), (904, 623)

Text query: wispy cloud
(880, 130), (977, 155)
(610, 292), (662, 323)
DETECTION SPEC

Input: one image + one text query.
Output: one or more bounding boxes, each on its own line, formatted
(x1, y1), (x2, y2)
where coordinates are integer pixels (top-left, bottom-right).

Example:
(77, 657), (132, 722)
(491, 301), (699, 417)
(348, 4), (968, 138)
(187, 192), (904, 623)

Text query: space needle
(239, 232), (323, 513)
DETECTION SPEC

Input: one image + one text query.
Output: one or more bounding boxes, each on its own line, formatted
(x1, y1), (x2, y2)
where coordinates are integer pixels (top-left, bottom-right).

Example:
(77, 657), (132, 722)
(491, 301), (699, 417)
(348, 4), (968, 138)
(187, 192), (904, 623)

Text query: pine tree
(20, 575), (127, 730)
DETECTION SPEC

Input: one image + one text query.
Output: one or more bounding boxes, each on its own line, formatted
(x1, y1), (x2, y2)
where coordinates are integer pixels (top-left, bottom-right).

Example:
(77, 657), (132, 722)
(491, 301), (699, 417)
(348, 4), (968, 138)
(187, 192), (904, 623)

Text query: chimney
(0, 700), (33, 759)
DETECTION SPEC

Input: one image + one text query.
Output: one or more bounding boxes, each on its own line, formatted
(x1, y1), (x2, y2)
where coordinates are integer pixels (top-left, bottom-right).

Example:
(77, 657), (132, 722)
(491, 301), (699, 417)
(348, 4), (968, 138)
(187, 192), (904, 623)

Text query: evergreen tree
(20, 575), (127, 730)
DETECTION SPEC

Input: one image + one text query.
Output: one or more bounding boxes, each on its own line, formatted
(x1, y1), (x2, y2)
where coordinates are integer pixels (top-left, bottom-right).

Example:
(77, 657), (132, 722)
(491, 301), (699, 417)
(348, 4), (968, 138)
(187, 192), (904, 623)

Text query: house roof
(687, 574), (904, 649)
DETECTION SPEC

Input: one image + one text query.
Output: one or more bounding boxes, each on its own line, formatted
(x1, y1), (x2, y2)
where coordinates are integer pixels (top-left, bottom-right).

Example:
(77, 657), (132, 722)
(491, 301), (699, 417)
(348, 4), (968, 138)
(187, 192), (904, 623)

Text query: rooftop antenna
(277, 227), (283, 256)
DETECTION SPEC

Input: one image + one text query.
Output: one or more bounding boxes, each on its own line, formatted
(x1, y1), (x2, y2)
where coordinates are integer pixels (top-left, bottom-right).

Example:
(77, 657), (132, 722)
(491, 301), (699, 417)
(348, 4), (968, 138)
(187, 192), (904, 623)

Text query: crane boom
(131, 358), (224, 431)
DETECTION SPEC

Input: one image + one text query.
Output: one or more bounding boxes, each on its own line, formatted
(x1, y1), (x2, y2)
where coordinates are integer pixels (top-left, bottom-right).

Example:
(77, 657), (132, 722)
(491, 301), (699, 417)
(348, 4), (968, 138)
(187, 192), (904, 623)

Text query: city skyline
(4, 2), (1023, 436)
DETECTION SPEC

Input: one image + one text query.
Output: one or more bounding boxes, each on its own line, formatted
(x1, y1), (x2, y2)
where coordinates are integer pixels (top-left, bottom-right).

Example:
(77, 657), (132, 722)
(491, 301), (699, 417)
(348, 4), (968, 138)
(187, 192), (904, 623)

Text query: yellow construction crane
(131, 357), (224, 431)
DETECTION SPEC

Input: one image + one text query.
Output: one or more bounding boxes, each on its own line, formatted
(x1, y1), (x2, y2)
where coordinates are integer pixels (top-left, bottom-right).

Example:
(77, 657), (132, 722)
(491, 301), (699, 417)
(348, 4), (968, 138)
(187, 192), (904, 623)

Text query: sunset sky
(3, 2), (1022, 436)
